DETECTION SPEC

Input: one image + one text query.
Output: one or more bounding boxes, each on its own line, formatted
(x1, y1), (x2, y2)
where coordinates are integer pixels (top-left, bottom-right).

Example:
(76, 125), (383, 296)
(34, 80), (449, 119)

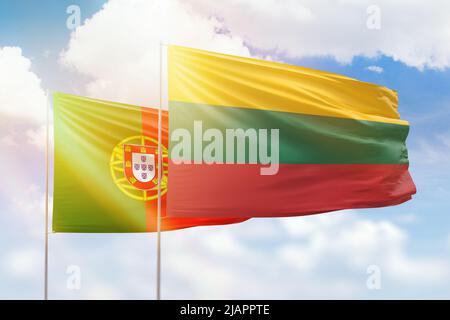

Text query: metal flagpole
(44, 91), (50, 300)
(156, 42), (163, 300)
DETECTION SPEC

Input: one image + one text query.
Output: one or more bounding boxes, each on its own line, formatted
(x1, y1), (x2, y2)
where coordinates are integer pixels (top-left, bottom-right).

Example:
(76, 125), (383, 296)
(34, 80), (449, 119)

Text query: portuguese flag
(167, 46), (416, 218)
(52, 93), (247, 232)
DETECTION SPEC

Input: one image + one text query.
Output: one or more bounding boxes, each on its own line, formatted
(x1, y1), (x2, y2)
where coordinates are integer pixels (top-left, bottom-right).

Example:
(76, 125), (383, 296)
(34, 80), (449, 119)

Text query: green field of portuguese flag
(52, 93), (246, 232)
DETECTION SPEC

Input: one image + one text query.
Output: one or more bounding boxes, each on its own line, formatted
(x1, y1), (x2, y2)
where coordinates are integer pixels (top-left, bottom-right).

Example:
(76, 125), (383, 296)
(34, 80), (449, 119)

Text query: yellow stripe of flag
(168, 45), (408, 126)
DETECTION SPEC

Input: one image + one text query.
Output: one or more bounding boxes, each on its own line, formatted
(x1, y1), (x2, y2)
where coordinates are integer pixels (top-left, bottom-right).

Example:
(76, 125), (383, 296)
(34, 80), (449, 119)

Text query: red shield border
(123, 144), (158, 190)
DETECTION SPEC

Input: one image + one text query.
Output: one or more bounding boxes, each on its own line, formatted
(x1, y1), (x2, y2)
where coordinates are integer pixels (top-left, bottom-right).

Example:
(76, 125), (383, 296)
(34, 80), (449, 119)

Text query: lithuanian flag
(52, 93), (247, 232)
(167, 46), (416, 218)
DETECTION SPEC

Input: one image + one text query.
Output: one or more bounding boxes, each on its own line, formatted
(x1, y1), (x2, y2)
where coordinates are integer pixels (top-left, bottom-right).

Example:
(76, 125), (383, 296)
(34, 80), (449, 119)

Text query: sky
(1, 0), (450, 299)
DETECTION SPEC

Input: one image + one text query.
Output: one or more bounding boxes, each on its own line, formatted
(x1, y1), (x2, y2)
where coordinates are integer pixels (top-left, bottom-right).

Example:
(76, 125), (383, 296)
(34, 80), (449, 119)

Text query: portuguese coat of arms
(123, 144), (157, 190)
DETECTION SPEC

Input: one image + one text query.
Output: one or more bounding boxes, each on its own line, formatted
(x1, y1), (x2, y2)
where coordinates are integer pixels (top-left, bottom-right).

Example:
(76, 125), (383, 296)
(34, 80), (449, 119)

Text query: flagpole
(44, 91), (50, 300)
(156, 41), (163, 300)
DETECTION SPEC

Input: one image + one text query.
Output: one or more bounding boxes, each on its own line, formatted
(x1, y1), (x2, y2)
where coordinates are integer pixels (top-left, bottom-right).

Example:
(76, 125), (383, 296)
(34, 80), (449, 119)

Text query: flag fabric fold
(167, 45), (416, 218)
(52, 93), (247, 232)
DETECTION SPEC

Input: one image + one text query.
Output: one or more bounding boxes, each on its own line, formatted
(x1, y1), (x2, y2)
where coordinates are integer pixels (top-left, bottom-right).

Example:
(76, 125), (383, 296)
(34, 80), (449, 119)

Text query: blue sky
(0, 0), (105, 90)
(1, 0), (450, 299)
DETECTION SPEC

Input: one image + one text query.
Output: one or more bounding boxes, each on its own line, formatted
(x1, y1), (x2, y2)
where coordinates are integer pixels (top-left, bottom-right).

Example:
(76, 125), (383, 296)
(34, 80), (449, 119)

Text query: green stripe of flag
(169, 101), (409, 164)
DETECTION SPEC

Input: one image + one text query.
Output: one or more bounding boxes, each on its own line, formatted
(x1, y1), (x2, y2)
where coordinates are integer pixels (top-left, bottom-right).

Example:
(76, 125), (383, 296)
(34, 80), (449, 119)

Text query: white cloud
(190, 0), (450, 70)
(1, 0), (446, 299)
(0, 134), (17, 147)
(413, 133), (450, 165)
(12, 184), (45, 217)
(2, 213), (446, 299)
(367, 65), (384, 73)
(394, 214), (417, 224)
(278, 214), (449, 285)
(0, 47), (49, 298)
(42, 50), (51, 59)
(0, 47), (47, 123)
(85, 284), (123, 300)
(10, 184), (48, 238)
(60, 0), (252, 106)
(386, 253), (448, 284)
(2, 248), (41, 279)
(0, 46), (49, 233)
(26, 125), (47, 149)
(161, 213), (450, 299)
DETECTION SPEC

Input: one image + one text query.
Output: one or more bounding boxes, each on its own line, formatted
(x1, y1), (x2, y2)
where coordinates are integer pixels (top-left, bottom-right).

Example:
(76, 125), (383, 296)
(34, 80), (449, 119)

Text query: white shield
(132, 153), (155, 183)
